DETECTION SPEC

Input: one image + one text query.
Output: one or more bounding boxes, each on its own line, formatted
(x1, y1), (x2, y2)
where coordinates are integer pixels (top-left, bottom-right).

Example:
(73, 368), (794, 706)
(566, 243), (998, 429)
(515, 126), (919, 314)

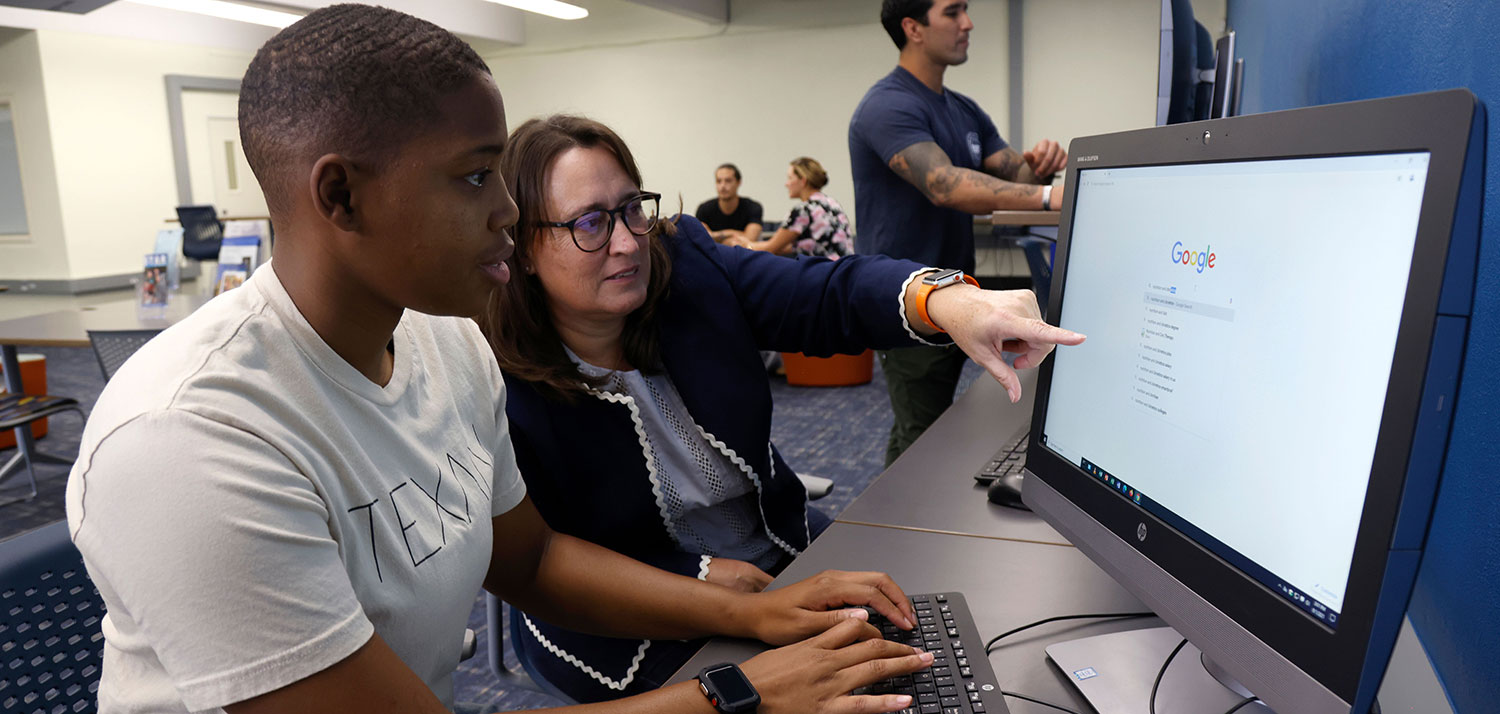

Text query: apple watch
(697, 662), (760, 713)
(914, 268), (980, 333)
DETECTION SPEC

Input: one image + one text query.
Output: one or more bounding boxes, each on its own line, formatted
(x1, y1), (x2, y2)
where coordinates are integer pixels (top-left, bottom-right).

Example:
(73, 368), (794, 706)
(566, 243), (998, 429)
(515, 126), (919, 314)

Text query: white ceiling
(620, 0), (723, 24)
(484, 0), (882, 58)
(0, 0), (872, 55)
(0, 1), (281, 52)
(0, 0), (750, 53)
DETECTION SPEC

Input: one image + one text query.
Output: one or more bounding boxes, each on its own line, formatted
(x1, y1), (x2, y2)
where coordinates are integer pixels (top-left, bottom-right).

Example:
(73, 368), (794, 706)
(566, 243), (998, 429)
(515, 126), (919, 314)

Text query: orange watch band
(915, 272), (979, 333)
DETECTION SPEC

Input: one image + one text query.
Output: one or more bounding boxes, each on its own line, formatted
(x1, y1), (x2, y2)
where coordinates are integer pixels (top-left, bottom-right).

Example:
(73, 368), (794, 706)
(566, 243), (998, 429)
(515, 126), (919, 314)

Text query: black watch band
(697, 662), (760, 713)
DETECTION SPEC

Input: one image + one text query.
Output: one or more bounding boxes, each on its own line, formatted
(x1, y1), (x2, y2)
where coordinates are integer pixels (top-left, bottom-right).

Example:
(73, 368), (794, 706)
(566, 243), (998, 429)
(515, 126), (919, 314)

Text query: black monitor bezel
(1027, 89), (1476, 702)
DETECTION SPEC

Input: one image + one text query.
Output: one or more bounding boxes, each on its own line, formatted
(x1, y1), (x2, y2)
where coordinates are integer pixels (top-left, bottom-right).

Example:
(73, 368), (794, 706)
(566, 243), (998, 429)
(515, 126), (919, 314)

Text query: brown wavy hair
(479, 114), (674, 402)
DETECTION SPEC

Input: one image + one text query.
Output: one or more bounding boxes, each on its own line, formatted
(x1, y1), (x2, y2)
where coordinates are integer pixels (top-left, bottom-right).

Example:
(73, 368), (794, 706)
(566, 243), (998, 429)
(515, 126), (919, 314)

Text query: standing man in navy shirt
(851, 0), (1069, 465)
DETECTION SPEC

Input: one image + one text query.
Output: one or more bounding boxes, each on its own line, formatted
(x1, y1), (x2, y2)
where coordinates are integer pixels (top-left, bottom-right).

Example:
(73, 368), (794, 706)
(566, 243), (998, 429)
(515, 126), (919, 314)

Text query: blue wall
(1226, 2), (1499, 712)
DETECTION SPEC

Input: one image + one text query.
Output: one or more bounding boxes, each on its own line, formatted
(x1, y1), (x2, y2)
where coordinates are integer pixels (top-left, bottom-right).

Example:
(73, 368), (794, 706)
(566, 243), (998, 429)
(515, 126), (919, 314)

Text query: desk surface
(979, 211), (1060, 227)
(0, 295), (207, 348)
(836, 372), (1069, 545)
(669, 523), (1155, 713)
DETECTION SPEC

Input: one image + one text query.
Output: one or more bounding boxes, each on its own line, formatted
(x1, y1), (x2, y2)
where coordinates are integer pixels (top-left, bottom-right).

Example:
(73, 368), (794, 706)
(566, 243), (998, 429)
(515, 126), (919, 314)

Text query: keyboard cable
(983, 611), (1157, 654)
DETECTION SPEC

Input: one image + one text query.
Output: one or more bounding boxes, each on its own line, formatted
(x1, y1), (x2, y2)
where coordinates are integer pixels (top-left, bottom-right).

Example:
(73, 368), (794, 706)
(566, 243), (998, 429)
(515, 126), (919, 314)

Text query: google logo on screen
(1171, 242), (1217, 273)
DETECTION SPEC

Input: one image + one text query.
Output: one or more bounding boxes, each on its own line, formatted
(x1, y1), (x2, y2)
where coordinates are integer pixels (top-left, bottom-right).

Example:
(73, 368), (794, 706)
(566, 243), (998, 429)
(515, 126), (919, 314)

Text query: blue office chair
(1015, 235), (1056, 318)
(0, 520), (106, 713)
(484, 594), (575, 703)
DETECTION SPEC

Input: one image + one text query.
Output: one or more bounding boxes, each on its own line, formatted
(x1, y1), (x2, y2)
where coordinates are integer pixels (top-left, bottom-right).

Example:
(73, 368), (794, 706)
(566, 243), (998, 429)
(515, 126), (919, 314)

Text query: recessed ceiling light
(481, 0), (589, 21)
(125, 0), (302, 28)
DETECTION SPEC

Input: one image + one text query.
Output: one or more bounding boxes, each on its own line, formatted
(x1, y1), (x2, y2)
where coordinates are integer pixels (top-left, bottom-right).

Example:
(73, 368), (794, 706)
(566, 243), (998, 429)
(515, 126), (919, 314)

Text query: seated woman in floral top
(731, 157), (855, 258)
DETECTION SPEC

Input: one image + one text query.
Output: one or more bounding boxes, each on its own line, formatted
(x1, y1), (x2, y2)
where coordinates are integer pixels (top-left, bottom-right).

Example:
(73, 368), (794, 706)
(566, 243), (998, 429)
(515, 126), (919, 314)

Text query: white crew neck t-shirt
(65, 264), (527, 713)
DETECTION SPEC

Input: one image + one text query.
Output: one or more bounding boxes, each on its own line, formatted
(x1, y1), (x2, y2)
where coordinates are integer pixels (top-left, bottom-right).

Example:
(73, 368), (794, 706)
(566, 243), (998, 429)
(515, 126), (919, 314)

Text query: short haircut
(790, 157), (829, 190)
(480, 115), (676, 402)
(715, 163), (742, 182)
(881, 0), (934, 50)
(238, 4), (491, 215)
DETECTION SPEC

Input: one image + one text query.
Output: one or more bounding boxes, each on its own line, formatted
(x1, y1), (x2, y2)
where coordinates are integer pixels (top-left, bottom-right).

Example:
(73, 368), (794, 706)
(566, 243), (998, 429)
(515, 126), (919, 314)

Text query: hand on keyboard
(739, 617), (935, 714)
(740, 569), (917, 645)
(853, 594), (1003, 714)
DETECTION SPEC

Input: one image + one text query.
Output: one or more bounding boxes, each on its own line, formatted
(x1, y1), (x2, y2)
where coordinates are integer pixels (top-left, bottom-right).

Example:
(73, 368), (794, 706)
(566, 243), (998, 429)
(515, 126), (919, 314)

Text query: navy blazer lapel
(505, 378), (665, 541)
(657, 225), (775, 480)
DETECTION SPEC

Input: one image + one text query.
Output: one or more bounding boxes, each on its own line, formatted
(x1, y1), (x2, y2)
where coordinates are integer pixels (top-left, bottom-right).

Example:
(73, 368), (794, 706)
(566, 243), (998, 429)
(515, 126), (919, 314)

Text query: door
(206, 117), (265, 217)
(180, 89), (267, 218)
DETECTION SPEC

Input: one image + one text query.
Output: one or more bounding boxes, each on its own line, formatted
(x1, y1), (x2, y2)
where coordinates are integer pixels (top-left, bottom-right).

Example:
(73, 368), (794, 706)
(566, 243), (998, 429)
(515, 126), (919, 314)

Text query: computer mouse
(987, 471), (1031, 511)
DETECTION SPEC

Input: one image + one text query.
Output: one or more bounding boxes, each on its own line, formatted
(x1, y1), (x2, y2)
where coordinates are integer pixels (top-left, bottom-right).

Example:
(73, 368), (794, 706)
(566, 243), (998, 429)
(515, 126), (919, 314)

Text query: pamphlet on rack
(223, 219), (270, 265)
(152, 227), (184, 291)
(139, 253), (170, 317)
(215, 233), (261, 295)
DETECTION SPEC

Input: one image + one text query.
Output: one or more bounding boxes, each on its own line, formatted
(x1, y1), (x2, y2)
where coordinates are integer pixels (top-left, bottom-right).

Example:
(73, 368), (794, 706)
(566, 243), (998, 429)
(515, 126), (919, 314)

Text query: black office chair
(176, 205), (223, 262)
(86, 330), (164, 383)
(0, 520), (107, 711)
(0, 394), (84, 507)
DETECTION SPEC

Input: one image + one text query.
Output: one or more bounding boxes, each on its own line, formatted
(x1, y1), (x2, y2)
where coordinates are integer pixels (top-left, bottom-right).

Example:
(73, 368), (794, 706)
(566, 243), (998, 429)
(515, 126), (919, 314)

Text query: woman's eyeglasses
(540, 192), (661, 252)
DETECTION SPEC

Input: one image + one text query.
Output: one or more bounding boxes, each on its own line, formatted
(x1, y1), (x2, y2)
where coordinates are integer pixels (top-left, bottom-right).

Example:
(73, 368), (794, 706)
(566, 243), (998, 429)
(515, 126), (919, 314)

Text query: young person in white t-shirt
(63, 5), (938, 713)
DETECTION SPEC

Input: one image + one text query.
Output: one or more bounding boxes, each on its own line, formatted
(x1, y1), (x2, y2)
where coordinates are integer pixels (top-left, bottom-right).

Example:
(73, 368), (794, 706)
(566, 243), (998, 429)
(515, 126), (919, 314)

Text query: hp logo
(1137, 523), (1148, 542)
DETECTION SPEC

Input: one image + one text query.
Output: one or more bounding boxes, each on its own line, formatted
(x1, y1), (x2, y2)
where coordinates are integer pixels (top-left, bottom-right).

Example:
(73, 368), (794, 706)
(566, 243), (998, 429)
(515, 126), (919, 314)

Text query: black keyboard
(974, 431), (1028, 486)
(856, 593), (1009, 714)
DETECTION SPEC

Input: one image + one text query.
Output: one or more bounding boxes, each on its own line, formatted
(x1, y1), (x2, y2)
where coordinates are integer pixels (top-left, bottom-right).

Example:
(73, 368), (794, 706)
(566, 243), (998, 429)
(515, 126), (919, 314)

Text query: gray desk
(836, 372), (1070, 546)
(975, 210), (1060, 227)
(673, 365), (1452, 713)
(0, 296), (206, 485)
(668, 522), (1156, 714)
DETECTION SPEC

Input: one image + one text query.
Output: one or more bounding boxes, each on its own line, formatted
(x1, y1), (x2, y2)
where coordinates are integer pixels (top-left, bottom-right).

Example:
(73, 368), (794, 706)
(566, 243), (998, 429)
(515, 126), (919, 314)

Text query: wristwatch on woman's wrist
(1042, 184), (1054, 211)
(914, 268), (980, 333)
(697, 663), (760, 713)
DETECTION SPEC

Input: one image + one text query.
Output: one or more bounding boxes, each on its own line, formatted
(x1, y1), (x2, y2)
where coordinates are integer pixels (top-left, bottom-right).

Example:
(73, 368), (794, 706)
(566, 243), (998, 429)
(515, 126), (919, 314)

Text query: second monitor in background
(1157, 0), (1243, 125)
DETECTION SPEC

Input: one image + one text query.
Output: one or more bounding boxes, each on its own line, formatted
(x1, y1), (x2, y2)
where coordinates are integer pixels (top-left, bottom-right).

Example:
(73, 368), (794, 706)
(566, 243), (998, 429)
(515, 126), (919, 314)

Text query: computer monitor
(1157, 0), (1243, 125)
(1208, 31), (1242, 119)
(1025, 89), (1484, 713)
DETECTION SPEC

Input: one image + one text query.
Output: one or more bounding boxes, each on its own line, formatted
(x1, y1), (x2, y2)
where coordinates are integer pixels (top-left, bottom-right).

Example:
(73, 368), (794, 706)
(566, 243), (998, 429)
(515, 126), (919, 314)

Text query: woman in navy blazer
(479, 115), (1082, 703)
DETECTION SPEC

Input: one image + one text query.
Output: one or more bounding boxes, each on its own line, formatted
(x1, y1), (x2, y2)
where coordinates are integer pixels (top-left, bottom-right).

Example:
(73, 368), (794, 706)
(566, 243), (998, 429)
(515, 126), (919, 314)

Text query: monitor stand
(1045, 626), (1275, 713)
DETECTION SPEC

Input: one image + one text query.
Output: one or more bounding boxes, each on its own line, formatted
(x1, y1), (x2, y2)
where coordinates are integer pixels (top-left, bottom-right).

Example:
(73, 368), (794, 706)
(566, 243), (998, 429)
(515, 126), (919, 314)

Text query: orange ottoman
(781, 349), (874, 387)
(0, 353), (49, 448)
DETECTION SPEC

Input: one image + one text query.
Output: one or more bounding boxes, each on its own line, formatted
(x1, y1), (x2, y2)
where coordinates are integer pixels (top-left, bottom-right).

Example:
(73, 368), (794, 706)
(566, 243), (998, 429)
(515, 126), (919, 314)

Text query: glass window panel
(0, 104), (28, 235)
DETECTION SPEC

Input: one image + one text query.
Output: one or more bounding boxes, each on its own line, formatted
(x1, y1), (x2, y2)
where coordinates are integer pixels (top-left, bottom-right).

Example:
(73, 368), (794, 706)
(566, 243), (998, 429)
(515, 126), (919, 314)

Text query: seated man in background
(64, 6), (941, 713)
(695, 162), (764, 243)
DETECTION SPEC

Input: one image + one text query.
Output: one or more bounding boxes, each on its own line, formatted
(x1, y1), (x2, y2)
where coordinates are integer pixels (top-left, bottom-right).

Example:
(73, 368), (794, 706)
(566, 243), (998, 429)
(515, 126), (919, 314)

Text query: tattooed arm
(984, 141), (1067, 184)
(983, 147), (1041, 184)
(890, 141), (1046, 212)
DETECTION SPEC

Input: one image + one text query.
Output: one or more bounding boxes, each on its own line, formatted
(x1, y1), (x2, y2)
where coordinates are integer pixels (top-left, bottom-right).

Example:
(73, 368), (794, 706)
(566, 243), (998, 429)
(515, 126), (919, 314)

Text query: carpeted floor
(0, 345), (981, 712)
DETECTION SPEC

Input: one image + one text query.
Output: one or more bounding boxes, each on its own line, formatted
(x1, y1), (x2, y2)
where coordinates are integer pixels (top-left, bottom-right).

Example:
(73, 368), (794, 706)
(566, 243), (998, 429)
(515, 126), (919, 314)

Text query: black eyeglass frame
(538, 192), (662, 253)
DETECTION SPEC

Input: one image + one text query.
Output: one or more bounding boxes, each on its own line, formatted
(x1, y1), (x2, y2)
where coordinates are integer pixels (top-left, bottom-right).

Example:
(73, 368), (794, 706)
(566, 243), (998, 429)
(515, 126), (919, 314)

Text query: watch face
(702, 664), (759, 711)
(710, 667), (756, 703)
(923, 268), (964, 286)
